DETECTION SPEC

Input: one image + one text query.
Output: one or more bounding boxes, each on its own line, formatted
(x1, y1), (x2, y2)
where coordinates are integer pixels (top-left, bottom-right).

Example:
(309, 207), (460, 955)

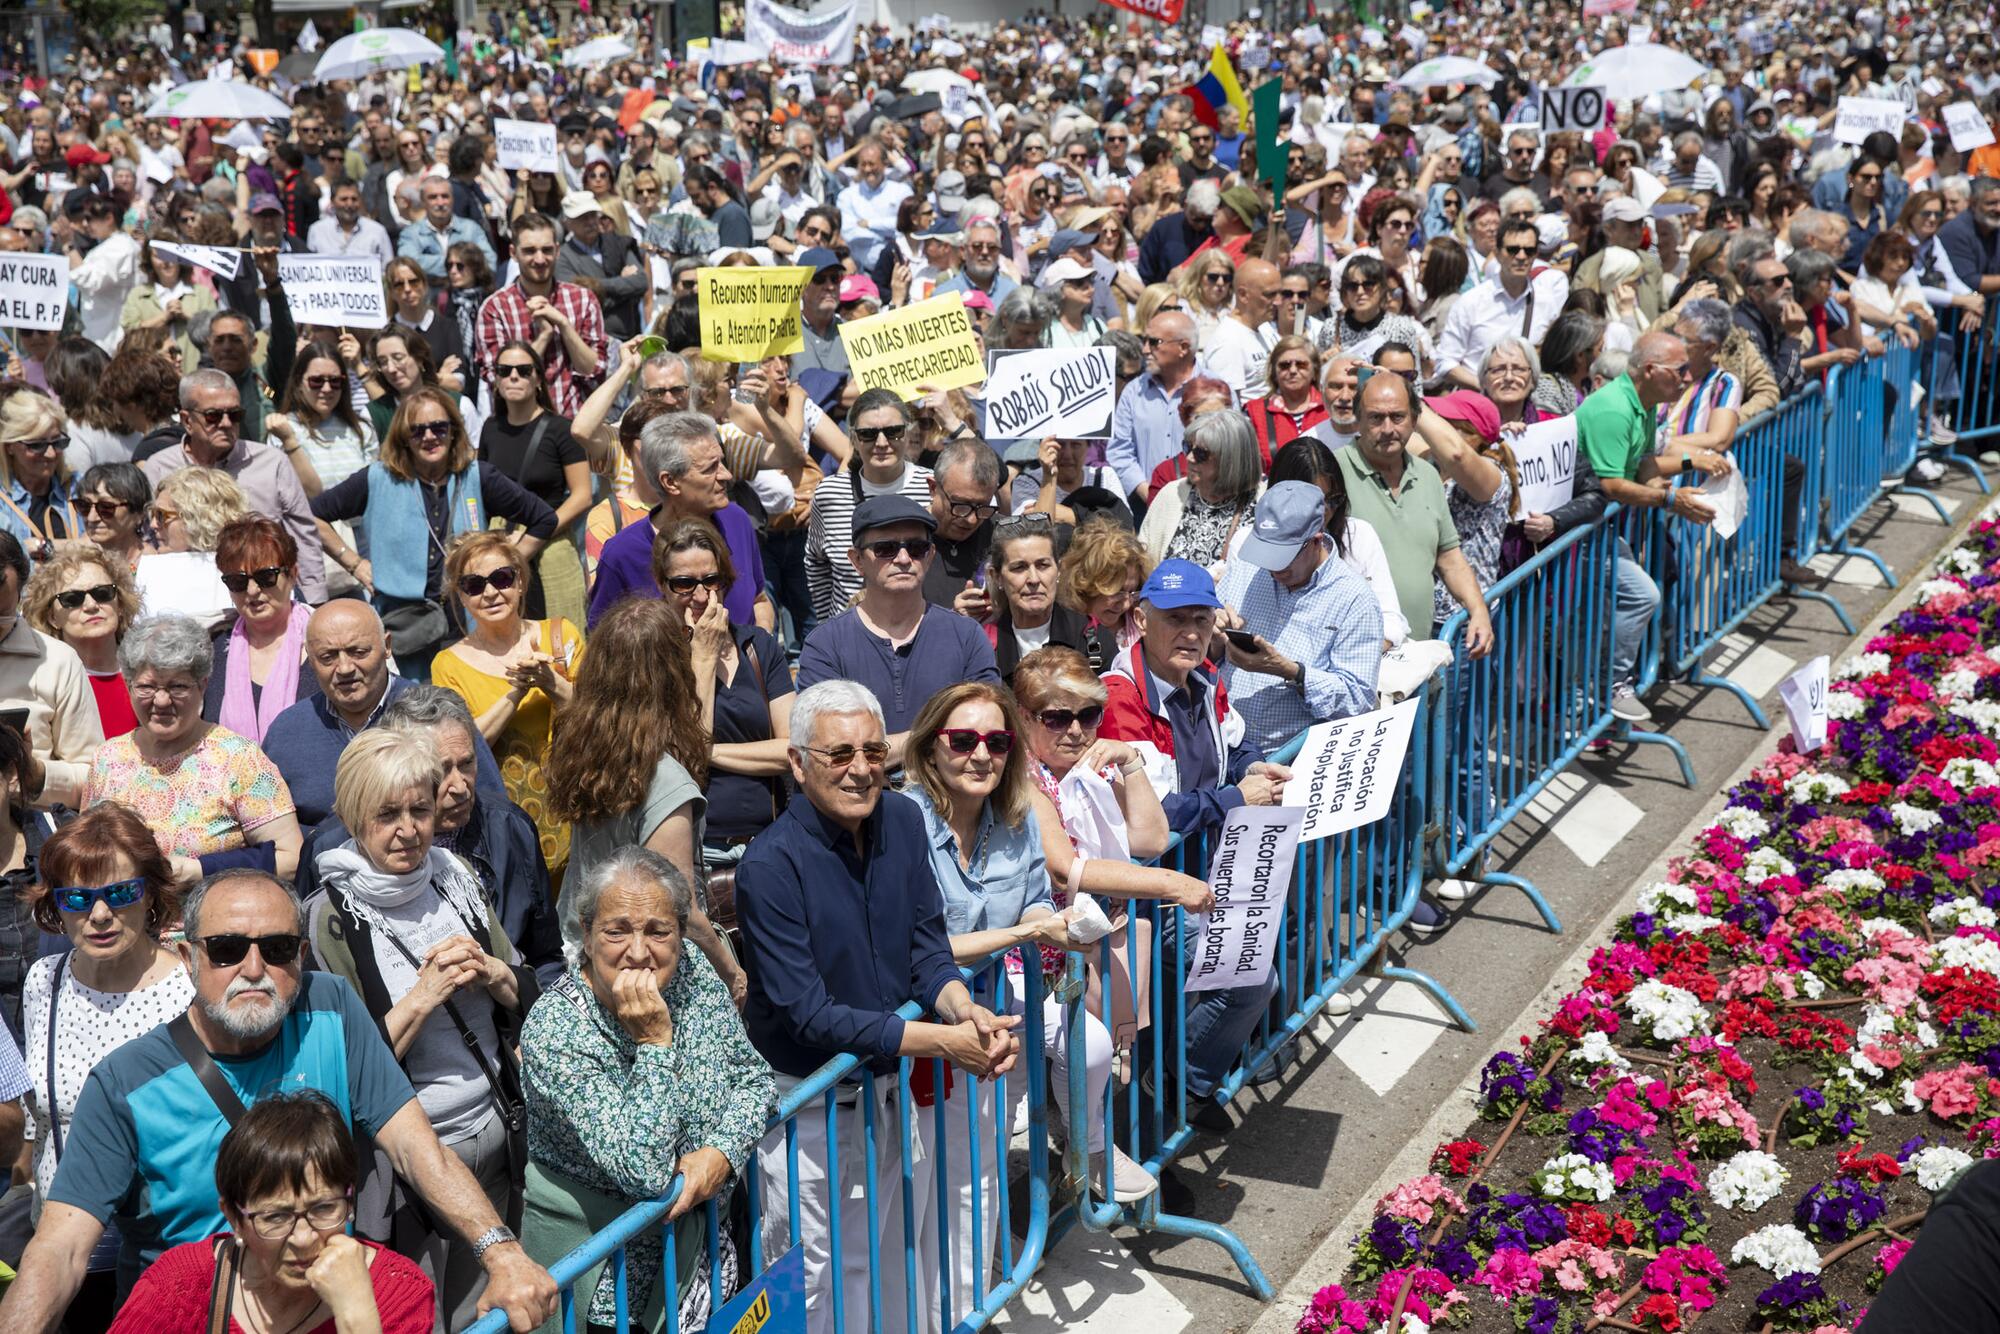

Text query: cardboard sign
(1541, 84), (1606, 133)
(1945, 101), (1996, 154)
(493, 118), (560, 173)
(1509, 416), (1579, 516)
(1834, 96), (1906, 145)
(942, 83), (969, 118)
(983, 346), (1117, 440)
(837, 292), (984, 399)
(276, 253), (387, 329)
(696, 265), (811, 362)
(0, 253), (68, 332)
(1896, 73), (1921, 116)
(1778, 654), (1830, 754)
(1279, 697), (1421, 843)
(1185, 806), (1303, 993)
(151, 240), (242, 281)
(744, 0), (858, 66)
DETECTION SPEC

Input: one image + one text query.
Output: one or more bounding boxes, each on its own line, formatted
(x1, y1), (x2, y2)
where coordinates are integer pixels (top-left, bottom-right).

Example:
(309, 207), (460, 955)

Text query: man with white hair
(936, 216), (1020, 306)
(735, 678), (1019, 1334)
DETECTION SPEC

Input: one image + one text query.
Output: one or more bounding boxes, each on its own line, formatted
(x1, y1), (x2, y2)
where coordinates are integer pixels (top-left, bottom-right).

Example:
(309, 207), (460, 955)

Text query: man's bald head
(1144, 309), (1198, 380)
(306, 599), (393, 724)
(1629, 331), (1691, 410)
(1233, 257), (1281, 325)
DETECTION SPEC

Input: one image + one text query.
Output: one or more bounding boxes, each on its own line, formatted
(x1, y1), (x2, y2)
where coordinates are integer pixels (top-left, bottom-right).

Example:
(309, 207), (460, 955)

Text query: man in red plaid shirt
(475, 211), (607, 416)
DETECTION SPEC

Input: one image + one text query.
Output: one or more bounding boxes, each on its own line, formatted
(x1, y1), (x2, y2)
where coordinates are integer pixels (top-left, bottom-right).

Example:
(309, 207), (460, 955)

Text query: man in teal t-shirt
(1573, 330), (1725, 723)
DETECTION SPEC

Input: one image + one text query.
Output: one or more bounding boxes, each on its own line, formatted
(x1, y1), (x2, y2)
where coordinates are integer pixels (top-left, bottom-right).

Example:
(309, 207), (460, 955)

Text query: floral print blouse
(1433, 467), (1516, 626)
(521, 948), (775, 1324)
(84, 725), (294, 859)
(1165, 490), (1253, 567)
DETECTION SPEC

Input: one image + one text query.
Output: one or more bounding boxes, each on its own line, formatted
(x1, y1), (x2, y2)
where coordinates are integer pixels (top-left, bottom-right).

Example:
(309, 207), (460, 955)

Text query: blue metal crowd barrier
(1820, 354), (1896, 584)
(464, 949), (1050, 1334)
(1941, 321), (2000, 457)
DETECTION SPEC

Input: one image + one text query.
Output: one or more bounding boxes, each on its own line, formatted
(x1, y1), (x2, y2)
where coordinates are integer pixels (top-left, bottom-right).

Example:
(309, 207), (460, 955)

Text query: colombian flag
(1182, 45), (1249, 130)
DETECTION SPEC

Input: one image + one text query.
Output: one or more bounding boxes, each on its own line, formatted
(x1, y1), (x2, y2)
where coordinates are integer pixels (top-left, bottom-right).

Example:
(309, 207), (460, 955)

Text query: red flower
(1636, 1294), (1682, 1332)
(1836, 1146), (1903, 1182)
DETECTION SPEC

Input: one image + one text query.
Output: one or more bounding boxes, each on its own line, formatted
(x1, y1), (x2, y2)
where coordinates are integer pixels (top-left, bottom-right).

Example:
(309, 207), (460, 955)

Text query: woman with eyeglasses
(135, 466), (250, 629)
(654, 520), (795, 865)
(357, 328), (476, 445)
(1177, 249), (1237, 351)
(1058, 521), (1152, 671)
(1247, 335), (1329, 463)
(107, 1090), (435, 1334)
(1420, 182), (1464, 248)
(0, 390), (83, 564)
(512, 169), (565, 226)
(1287, 164), (1357, 267)
(198, 517), (316, 744)
(1476, 336), (1552, 430)
(386, 125), (442, 210)
(381, 256), (468, 382)
(24, 545), (143, 740)
(477, 339), (591, 626)
(445, 242), (495, 400)
(76, 462), (150, 572)
(23, 804), (193, 1333)
(547, 598), (749, 1006)
(431, 531), (579, 883)
(85, 613), (301, 885)
(580, 157), (634, 237)
(1331, 254), (1438, 378)
(1138, 408), (1265, 569)
(304, 727), (530, 1329)
(1347, 189), (1426, 310)
(269, 341), (379, 504)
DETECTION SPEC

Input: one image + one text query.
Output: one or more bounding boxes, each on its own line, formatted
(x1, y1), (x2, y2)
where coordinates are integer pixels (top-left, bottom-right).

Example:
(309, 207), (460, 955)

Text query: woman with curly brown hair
(23, 545), (143, 739)
(546, 597), (747, 1005)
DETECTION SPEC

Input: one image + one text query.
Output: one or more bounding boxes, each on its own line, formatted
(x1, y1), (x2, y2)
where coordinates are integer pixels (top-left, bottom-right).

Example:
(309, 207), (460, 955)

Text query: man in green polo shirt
(1575, 330), (1722, 723)
(1333, 373), (1493, 653)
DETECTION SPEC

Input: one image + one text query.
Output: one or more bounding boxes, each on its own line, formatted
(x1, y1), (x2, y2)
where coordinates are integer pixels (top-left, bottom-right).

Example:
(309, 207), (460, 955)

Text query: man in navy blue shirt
(736, 679), (1019, 1334)
(794, 495), (1001, 753)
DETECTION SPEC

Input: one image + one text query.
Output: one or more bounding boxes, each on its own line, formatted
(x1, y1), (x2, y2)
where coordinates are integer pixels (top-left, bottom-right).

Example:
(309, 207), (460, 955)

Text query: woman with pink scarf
(201, 516), (317, 742)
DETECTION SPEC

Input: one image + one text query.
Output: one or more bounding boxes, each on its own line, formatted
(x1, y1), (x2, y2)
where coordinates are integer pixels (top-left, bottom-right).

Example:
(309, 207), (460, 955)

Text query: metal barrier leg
(1677, 663), (1770, 729)
(1890, 482), (1956, 522)
(1825, 539), (1896, 586)
(1938, 454), (1992, 491)
(1784, 582), (1858, 634)
(1613, 721), (1697, 786)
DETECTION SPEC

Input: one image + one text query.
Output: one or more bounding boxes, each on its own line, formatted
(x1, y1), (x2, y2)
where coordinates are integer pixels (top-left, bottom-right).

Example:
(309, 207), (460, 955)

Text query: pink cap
(838, 274), (880, 303)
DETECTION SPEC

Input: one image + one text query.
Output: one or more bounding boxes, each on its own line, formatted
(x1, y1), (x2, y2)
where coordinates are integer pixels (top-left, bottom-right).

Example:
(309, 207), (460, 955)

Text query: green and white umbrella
(143, 79), (294, 120)
(313, 28), (446, 83)
(1563, 43), (1708, 99)
(1395, 55), (1500, 88)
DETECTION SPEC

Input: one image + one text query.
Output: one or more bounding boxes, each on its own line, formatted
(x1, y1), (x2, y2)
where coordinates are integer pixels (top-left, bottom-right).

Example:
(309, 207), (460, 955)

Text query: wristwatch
(471, 1224), (517, 1260)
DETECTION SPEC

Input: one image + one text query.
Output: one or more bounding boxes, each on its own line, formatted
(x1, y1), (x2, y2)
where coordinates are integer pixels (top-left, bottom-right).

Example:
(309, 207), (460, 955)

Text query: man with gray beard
(0, 871), (558, 1333)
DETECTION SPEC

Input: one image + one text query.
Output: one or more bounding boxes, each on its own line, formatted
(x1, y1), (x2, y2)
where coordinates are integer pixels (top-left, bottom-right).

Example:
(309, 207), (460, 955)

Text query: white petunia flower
(1916, 577), (1968, 604)
(1708, 1150), (1790, 1211)
(1567, 1030), (1631, 1072)
(1786, 772), (1853, 804)
(1712, 807), (1772, 840)
(1823, 868), (1884, 895)
(1836, 652), (1892, 680)
(1744, 846), (1797, 885)
(1826, 689), (1868, 721)
(1929, 897), (1998, 930)
(1937, 933), (2000, 979)
(1939, 669), (1983, 700)
(1910, 1145), (1975, 1192)
(1950, 700), (2000, 737)
(1731, 1224), (1824, 1277)
(1538, 1152), (1616, 1202)
(1893, 802), (1944, 836)
(1940, 757), (2000, 791)
(1798, 970), (1827, 999)
(1626, 979), (1711, 1042)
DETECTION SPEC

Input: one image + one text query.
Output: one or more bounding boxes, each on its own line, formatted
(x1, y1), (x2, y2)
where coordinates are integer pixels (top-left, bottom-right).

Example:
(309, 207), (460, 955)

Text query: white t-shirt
(1204, 317), (1275, 400)
(1013, 620), (1053, 659)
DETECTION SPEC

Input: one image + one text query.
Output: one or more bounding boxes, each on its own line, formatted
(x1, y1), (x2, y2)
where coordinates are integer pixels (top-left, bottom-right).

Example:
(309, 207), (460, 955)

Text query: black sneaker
(1188, 1097), (1234, 1134)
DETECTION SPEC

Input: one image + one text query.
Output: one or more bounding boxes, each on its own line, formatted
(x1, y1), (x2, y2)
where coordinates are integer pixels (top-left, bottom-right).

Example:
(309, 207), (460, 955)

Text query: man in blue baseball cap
(1217, 481), (1385, 753)
(794, 246), (853, 386)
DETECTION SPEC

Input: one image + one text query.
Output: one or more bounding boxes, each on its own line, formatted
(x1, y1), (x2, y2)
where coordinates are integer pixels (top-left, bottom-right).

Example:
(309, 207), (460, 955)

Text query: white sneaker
(1931, 414), (1960, 447)
(1096, 1145), (1160, 1202)
(1913, 458), (1948, 483)
(1434, 878), (1476, 902)
(1610, 685), (1653, 723)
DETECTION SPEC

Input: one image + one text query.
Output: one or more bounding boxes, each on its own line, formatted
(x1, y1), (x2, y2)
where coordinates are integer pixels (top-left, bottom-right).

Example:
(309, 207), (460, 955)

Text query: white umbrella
(1562, 43), (1709, 99)
(312, 28), (445, 83)
(1394, 55), (1500, 88)
(902, 68), (973, 94)
(143, 79), (293, 120)
(563, 37), (636, 68)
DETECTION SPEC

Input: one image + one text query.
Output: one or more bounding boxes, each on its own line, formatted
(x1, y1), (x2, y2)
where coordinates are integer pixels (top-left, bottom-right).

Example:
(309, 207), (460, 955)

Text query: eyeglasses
(495, 362), (538, 379)
(54, 583), (118, 610)
(456, 567), (520, 597)
(862, 536), (933, 561)
(391, 277), (426, 291)
(1501, 244), (1538, 257)
(13, 434), (67, 456)
(305, 374), (344, 392)
(219, 566), (286, 594)
(197, 932), (304, 967)
(1141, 335), (1184, 348)
(79, 499), (130, 520)
(938, 728), (1014, 755)
(52, 876), (146, 915)
(1341, 277), (1382, 294)
(854, 424), (908, 443)
(146, 506), (181, 527)
(941, 495), (999, 520)
(1036, 705), (1104, 731)
(1202, 272), (1233, 285)
(1380, 217), (1414, 232)
(1184, 444), (1214, 463)
(131, 679), (195, 701)
(1753, 274), (1792, 288)
(664, 572), (726, 593)
(802, 741), (890, 768)
(241, 1194), (353, 1241)
(410, 420), (454, 441)
(1854, 171), (1883, 183)
(644, 384), (691, 401)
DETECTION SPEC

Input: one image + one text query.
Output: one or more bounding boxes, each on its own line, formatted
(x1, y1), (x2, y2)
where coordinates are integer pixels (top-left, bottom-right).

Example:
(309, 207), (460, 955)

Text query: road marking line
(993, 1228), (1194, 1334)
(1331, 978), (1451, 1095)
(1807, 553), (1888, 588)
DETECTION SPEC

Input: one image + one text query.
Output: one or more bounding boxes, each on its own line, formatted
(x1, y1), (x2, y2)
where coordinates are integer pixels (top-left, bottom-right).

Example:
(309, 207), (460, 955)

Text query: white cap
(1038, 257), (1095, 287)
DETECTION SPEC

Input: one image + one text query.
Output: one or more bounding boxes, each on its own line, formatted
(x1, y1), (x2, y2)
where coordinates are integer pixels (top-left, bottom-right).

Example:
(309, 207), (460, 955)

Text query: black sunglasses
(219, 566), (286, 593)
(862, 536), (933, 561)
(79, 499), (130, 520)
(1036, 705), (1104, 731)
(14, 434), (67, 456)
(54, 583), (118, 610)
(938, 727), (1014, 755)
(198, 933), (303, 967)
(664, 573), (726, 593)
(456, 567), (520, 597)
(855, 424), (908, 443)
(495, 362), (538, 379)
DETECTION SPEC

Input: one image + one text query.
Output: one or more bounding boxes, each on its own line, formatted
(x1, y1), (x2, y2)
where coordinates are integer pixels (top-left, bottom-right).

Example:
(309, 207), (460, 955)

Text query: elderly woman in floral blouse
(519, 845), (774, 1334)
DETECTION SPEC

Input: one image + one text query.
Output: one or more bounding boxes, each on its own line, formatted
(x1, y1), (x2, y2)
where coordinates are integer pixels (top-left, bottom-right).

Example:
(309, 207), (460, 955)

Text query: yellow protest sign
(837, 292), (985, 399)
(696, 265), (812, 361)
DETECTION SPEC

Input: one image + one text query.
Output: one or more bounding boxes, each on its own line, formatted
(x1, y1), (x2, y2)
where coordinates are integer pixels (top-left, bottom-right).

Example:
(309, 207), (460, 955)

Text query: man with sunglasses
(5, 869), (559, 1334)
(1108, 309), (1218, 504)
(796, 495), (1000, 745)
(1478, 128), (1543, 206)
(1572, 197), (1663, 326)
(1437, 218), (1566, 391)
(935, 218), (1021, 307)
(143, 369), (327, 603)
(735, 678), (1019, 1334)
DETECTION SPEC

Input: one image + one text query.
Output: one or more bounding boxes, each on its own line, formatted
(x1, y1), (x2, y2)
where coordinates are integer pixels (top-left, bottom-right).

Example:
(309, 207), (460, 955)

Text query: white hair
(789, 680), (885, 768)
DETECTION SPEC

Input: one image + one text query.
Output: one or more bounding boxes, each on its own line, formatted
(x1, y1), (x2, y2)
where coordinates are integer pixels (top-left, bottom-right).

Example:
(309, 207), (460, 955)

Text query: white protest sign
(0, 253), (68, 332)
(1201, 24), (1228, 49)
(942, 83), (969, 119)
(744, 0), (857, 66)
(298, 18), (321, 52)
(138, 143), (175, 186)
(1834, 96), (1906, 145)
(1509, 416), (1579, 516)
(1945, 102), (1996, 154)
(1184, 806), (1304, 993)
(151, 241), (241, 281)
(780, 70), (817, 104)
(1279, 697), (1421, 844)
(1778, 654), (1829, 754)
(1541, 85), (1606, 133)
(1896, 73), (1921, 116)
(277, 253), (388, 329)
(984, 346), (1118, 440)
(493, 118), (560, 173)
(1396, 21), (1426, 51)
(1296, 23), (1327, 45)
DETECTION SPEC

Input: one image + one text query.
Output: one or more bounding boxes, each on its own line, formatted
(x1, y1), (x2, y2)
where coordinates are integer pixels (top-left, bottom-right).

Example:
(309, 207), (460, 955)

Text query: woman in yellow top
(429, 530), (581, 884)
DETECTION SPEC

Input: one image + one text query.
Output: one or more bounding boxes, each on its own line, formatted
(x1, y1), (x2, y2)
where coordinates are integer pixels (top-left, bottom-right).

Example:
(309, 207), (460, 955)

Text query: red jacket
(1099, 640), (1259, 835)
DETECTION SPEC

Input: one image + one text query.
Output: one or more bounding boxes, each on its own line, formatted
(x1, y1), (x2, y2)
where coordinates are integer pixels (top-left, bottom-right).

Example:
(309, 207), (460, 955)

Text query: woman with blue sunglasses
(21, 802), (191, 1334)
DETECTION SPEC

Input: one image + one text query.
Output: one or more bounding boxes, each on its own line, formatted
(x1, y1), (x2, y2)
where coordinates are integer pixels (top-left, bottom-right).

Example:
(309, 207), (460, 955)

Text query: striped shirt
(805, 462), (935, 622)
(1661, 365), (1741, 446)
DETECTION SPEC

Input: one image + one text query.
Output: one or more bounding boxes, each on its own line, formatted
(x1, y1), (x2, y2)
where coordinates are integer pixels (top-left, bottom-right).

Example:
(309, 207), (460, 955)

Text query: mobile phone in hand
(1223, 629), (1260, 652)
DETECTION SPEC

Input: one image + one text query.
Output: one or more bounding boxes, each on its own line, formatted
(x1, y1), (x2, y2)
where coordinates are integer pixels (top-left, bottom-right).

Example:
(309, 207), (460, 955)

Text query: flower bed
(1300, 513), (2000, 1334)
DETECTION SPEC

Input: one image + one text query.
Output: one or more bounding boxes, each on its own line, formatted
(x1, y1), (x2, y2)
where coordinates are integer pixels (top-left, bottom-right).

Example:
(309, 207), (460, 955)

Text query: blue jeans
(1612, 538), (1659, 691)
(1178, 918), (1280, 1100)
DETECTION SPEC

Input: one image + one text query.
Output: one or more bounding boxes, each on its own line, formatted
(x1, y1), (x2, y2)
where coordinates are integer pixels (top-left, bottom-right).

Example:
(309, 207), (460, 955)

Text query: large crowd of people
(0, 0), (1985, 1328)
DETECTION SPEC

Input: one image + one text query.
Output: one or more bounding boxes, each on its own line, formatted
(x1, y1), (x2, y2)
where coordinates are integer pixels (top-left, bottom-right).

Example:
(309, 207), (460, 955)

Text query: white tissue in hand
(1066, 893), (1114, 945)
